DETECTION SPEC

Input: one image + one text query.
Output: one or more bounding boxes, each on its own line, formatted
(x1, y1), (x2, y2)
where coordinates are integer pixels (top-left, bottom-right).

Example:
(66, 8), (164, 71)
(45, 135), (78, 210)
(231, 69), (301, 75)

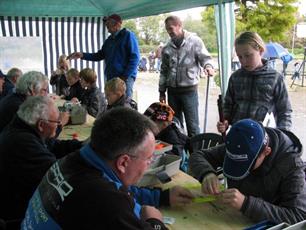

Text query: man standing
(155, 43), (163, 72)
(189, 119), (306, 224)
(22, 107), (193, 229)
(68, 14), (140, 98)
(159, 16), (214, 137)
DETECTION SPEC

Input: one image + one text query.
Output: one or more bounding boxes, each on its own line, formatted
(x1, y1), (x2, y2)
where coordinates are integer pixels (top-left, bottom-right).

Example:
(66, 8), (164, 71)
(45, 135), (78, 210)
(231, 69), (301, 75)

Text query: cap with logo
(144, 102), (174, 122)
(223, 119), (266, 180)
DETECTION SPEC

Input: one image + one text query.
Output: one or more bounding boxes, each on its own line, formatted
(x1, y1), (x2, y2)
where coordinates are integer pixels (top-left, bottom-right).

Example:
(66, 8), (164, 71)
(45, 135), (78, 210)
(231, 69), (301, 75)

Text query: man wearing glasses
(22, 107), (194, 229)
(67, 14), (140, 98)
(0, 96), (83, 222)
(189, 119), (306, 225)
(0, 71), (49, 132)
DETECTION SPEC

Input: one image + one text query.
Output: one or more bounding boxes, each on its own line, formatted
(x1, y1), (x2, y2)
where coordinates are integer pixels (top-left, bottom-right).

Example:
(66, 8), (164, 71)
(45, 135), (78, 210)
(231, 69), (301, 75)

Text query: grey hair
(17, 96), (53, 126)
(7, 67), (22, 80)
(15, 71), (48, 95)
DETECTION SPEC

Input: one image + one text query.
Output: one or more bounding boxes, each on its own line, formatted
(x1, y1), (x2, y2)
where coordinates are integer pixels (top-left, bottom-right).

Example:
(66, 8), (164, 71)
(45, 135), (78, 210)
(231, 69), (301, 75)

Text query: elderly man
(0, 71), (49, 132)
(22, 107), (194, 229)
(189, 119), (306, 224)
(2, 67), (23, 97)
(68, 14), (140, 98)
(159, 16), (214, 137)
(0, 96), (82, 221)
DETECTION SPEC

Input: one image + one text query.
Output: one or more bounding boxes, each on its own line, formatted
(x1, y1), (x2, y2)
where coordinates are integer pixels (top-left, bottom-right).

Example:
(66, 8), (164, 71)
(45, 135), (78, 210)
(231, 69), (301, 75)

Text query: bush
(139, 44), (157, 54)
(214, 72), (221, 88)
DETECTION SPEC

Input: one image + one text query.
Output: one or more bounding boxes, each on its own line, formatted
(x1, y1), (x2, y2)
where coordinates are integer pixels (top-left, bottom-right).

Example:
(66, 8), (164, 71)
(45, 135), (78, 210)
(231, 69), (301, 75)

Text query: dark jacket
(0, 116), (82, 220)
(0, 92), (26, 132)
(2, 79), (15, 97)
(64, 80), (84, 101)
(98, 95), (137, 117)
(82, 28), (140, 81)
(79, 85), (107, 118)
(50, 73), (69, 96)
(189, 127), (306, 224)
(223, 59), (292, 130)
(156, 123), (190, 158)
(21, 145), (168, 229)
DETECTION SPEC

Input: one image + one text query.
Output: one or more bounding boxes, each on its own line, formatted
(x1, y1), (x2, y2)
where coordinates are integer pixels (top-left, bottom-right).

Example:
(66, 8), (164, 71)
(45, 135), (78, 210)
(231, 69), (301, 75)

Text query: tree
(184, 14), (217, 53)
(236, 0), (298, 42)
(138, 15), (166, 45)
(200, 7), (218, 52)
(122, 19), (139, 40)
(202, 0), (299, 44)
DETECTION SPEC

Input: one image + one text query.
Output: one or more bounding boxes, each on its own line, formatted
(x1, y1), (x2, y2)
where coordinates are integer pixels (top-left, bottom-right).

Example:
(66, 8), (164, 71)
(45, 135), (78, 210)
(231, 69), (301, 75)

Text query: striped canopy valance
(0, 16), (105, 89)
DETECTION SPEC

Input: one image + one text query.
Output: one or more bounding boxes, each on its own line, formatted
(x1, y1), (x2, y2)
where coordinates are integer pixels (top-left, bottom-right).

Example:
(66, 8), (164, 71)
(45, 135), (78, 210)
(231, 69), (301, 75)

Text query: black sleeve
(50, 74), (60, 85)
(46, 138), (83, 158)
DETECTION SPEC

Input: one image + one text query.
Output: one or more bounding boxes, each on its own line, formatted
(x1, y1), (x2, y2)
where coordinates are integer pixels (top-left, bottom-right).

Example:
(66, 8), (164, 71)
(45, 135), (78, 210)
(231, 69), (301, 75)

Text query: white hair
(15, 71), (48, 95)
(17, 96), (53, 126)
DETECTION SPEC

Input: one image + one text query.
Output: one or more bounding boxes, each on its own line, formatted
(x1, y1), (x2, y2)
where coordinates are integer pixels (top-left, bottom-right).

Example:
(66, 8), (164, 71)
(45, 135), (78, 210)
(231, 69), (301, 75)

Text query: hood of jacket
(252, 127), (303, 177)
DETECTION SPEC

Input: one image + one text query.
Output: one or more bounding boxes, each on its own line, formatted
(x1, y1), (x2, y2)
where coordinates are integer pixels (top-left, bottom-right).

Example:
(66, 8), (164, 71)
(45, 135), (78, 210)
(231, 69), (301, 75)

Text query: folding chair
(190, 133), (223, 154)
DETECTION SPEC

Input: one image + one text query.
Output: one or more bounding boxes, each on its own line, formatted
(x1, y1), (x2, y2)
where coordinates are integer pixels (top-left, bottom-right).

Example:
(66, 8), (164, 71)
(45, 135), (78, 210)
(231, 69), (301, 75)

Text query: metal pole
(203, 76), (210, 133)
(291, 24), (296, 55)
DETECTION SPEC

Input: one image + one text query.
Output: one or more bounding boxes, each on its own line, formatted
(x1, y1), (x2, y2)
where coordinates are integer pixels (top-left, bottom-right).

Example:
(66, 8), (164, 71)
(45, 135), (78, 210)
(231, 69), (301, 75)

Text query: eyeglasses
(127, 154), (157, 165)
(41, 119), (62, 126)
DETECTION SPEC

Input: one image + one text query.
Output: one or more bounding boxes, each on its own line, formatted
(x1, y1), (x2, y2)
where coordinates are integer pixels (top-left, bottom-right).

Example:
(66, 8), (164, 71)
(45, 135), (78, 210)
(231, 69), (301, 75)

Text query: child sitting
(98, 77), (137, 117)
(64, 68), (84, 101)
(144, 102), (190, 172)
(71, 68), (106, 118)
(50, 54), (70, 96)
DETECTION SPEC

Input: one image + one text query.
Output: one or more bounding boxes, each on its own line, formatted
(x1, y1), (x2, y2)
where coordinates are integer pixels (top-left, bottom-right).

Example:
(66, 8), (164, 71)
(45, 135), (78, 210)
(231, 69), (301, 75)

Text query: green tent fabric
(0, 0), (233, 18)
(215, 1), (235, 97)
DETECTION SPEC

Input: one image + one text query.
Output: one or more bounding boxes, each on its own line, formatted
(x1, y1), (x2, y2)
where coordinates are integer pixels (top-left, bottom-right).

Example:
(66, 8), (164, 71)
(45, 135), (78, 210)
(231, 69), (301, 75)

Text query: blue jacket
(83, 28), (140, 81)
(21, 145), (168, 229)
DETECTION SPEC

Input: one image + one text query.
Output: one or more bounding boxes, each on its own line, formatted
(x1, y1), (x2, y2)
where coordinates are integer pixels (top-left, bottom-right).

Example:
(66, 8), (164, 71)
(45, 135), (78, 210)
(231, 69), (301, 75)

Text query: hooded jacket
(189, 127), (306, 224)
(159, 30), (213, 93)
(223, 60), (292, 130)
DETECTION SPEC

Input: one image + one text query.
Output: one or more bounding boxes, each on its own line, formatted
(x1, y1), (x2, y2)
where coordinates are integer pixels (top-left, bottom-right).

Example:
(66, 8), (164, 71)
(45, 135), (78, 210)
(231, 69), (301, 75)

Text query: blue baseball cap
(223, 119), (266, 180)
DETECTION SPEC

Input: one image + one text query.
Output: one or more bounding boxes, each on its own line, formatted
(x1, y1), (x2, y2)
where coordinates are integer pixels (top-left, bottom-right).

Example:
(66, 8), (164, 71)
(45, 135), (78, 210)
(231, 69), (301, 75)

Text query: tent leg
(203, 76), (210, 133)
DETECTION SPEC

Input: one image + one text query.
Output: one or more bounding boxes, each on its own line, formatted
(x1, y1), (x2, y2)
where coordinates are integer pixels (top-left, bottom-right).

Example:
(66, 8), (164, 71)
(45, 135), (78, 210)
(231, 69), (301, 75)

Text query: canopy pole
(218, 0), (226, 97)
(203, 75), (210, 133)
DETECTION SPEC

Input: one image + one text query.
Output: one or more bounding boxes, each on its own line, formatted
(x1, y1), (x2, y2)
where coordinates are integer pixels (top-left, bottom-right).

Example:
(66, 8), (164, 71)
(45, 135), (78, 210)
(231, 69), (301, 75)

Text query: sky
(299, 0), (306, 16)
(171, 0), (306, 20)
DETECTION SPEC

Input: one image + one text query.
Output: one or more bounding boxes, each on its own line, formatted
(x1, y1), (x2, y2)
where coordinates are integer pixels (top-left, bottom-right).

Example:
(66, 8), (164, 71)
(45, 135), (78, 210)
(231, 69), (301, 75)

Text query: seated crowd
(0, 48), (305, 229)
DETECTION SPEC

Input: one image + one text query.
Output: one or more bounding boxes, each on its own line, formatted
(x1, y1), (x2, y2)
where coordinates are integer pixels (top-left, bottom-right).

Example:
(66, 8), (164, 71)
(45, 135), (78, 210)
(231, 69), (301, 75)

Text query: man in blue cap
(189, 119), (306, 225)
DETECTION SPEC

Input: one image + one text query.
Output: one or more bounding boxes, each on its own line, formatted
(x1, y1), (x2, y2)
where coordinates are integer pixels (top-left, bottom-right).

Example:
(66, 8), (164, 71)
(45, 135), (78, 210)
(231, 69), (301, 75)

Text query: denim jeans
(167, 90), (200, 137)
(125, 77), (135, 98)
